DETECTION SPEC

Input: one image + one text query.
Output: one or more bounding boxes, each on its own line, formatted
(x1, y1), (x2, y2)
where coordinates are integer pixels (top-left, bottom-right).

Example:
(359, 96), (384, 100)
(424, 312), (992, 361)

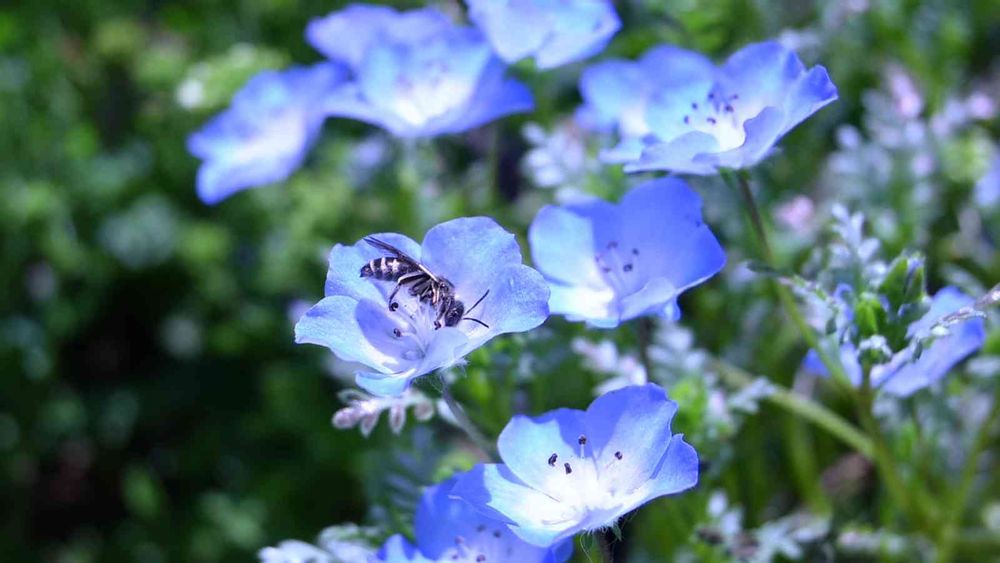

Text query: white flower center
(539, 435), (634, 530)
(439, 524), (516, 562)
(681, 89), (747, 150)
(594, 240), (643, 298)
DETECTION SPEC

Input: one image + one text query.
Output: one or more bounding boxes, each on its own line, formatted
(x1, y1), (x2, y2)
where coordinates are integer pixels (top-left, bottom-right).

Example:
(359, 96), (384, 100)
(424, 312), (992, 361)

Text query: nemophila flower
(452, 384), (699, 546)
(295, 217), (549, 396)
(466, 0), (620, 70)
(306, 5), (533, 138)
(259, 524), (379, 563)
(187, 63), (347, 204)
(376, 475), (573, 562)
(808, 287), (986, 396)
(528, 177), (725, 328)
(577, 41), (837, 174)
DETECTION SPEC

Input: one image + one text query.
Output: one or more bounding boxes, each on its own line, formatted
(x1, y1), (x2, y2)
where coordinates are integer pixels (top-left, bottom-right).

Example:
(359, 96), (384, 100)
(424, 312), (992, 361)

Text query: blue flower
(528, 178), (725, 328)
(807, 287), (986, 396)
(376, 475), (573, 562)
(187, 63), (347, 204)
(451, 384), (699, 547)
(466, 0), (620, 70)
(295, 217), (550, 396)
(306, 5), (533, 138)
(577, 41), (837, 174)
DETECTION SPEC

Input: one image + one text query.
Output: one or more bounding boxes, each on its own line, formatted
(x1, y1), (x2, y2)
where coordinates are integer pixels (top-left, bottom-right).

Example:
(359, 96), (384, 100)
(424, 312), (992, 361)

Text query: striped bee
(360, 237), (489, 329)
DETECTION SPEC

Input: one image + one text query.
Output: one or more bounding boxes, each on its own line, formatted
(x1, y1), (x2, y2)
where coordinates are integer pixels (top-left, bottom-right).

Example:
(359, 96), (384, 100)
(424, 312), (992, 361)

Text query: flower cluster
(180, 2), (998, 562)
(466, 0), (620, 70)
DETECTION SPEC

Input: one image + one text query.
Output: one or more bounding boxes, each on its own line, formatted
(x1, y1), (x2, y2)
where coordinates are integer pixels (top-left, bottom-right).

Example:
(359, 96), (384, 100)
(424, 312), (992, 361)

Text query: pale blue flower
(295, 218), (550, 396)
(452, 384), (699, 547)
(528, 178), (725, 328)
(306, 5), (533, 138)
(187, 63), (347, 204)
(578, 41), (837, 174)
(807, 287), (986, 396)
(376, 475), (572, 562)
(466, 0), (620, 69)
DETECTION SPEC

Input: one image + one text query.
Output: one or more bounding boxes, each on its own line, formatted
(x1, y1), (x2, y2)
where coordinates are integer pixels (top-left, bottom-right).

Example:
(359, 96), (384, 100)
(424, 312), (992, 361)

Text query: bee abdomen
(360, 257), (415, 280)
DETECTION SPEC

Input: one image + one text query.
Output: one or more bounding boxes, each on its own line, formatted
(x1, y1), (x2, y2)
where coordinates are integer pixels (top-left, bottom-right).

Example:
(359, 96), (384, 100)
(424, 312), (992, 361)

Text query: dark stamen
(564, 462), (572, 474)
(392, 328), (402, 338)
(725, 104), (734, 112)
(615, 451), (623, 460)
(683, 115), (690, 124)
(548, 453), (558, 466)
(578, 435), (588, 445)
(707, 117), (717, 125)
(492, 530), (501, 538)
(389, 302), (399, 312)
(623, 264), (633, 272)
(691, 102), (698, 110)
(476, 556), (486, 562)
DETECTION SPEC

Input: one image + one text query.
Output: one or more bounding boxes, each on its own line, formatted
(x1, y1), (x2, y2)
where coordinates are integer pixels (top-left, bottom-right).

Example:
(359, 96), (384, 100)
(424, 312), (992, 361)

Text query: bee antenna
(461, 316), (490, 329)
(465, 290), (490, 316)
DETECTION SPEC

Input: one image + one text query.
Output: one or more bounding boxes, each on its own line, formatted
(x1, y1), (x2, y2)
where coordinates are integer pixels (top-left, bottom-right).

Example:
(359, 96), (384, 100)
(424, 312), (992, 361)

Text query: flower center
(441, 524), (511, 562)
(540, 434), (630, 527)
(594, 241), (642, 297)
(681, 90), (746, 150)
(386, 293), (441, 361)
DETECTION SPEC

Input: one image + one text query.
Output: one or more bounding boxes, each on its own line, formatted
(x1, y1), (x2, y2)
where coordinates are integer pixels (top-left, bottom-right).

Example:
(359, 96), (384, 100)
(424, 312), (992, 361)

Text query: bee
(360, 237), (489, 329)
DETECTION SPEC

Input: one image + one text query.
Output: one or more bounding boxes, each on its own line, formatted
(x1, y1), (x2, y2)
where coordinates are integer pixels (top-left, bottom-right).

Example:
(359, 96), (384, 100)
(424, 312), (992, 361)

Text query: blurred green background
(2, 1), (998, 561)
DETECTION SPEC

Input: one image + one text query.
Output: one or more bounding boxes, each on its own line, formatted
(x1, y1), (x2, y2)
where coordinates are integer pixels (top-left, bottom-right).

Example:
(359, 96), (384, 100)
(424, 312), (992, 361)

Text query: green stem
(635, 317), (656, 378)
(440, 381), (496, 461)
(714, 359), (873, 457)
(727, 171), (854, 393)
(935, 397), (1000, 562)
(854, 388), (932, 532)
(729, 171), (931, 528)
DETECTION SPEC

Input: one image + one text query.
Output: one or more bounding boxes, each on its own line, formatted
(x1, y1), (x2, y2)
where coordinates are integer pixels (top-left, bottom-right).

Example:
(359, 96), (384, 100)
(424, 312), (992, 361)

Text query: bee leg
(387, 284), (401, 311)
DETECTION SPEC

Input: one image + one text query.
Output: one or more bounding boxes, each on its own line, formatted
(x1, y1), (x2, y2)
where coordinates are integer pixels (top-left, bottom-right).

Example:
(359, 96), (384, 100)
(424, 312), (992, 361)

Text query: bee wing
(364, 237), (441, 282)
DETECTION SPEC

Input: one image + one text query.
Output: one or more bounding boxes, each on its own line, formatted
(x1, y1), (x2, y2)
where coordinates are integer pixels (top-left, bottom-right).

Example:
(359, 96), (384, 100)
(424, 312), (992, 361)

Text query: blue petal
(623, 130), (721, 174)
(646, 433), (699, 497)
(306, 5), (450, 68)
(355, 372), (413, 398)
(529, 203), (609, 288)
(619, 178), (725, 293)
(879, 287), (985, 396)
(324, 233), (422, 303)
(377, 534), (428, 562)
(532, 1), (620, 69)
(420, 217), (525, 305)
(780, 65), (838, 136)
(577, 60), (644, 132)
(497, 409), (588, 497)
(584, 384), (679, 480)
(469, 264), (550, 338)
(416, 475), (571, 562)
(450, 464), (572, 548)
(548, 283), (618, 328)
(430, 58), (534, 135)
(294, 296), (398, 373)
(466, 0), (550, 64)
(718, 41), (806, 111)
(188, 64), (346, 204)
(703, 105), (787, 170)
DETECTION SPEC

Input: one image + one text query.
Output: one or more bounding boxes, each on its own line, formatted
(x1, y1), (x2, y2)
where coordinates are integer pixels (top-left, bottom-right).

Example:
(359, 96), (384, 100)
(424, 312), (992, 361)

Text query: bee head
(443, 302), (465, 327)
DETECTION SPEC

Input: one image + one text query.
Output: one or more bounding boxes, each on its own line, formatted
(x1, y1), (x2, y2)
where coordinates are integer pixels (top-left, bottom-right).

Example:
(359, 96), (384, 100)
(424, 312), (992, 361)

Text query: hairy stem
(714, 359), (873, 457)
